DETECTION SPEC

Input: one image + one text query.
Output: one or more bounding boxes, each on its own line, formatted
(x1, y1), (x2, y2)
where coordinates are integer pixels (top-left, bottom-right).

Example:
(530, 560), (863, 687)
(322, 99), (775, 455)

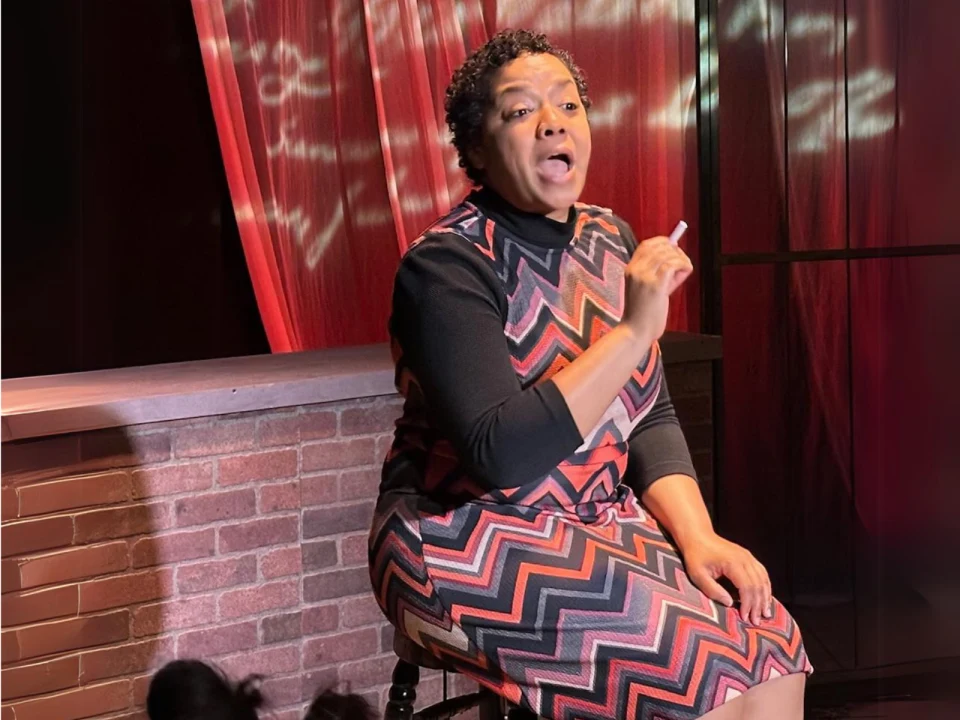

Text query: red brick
(2, 485), (18, 520)
(131, 462), (213, 499)
(673, 393), (713, 424)
(219, 579), (298, 620)
(217, 643), (300, 677)
(80, 636), (175, 684)
(255, 414), (300, 447)
(2, 629), (20, 663)
(261, 675), (302, 707)
(302, 604), (339, 635)
(304, 567), (371, 602)
(665, 361), (712, 397)
(79, 568), (173, 613)
(130, 528), (215, 568)
(452, 673), (479, 696)
(417, 674), (445, 709)
(341, 594), (384, 628)
(1, 435), (80, 484)
(303, 540), (338, 571)
(175, 421), (255, 458)
(133, 672), (151, 706)
(272, 710), (304, 720)
(176, 555), (256, 594)
(380, 623), (394, 653)
(2, 655), (79, 700)
(177, 620), (257, 658)
(258, 480), (300, 513)
(301, 473), (339, 506)
(15, 610), (129, 661)
(132, 594), (217, 637)
(341, 533), (370, 566)
(219, 515), (298, 553)
(303, 501), (374, 538)
(257, 410), (337, 447)
(376, 434), (394, 461)
(260, 546), (301, 579)
(2, 515), (74, 557)
(17, 541), (129, 590)
(338, 653), (398, 690)
(17, 471), (130, 517)
(8, 677), (131, 720)
(82, 428), (171, 468)
(219, 449), (297, 486)
(2, 558), (20, 592)
(2, 584), (79, 626)
(173, 488), (255, 527)
(340, 401), (403, 436)
(104, 713), (148, 720)
(74, 503), (171, 543)
(304, 627), (378, 667)
(339, 468), (381, 501)
(261, 611), (302, 644)
(302, 438), (376, 472)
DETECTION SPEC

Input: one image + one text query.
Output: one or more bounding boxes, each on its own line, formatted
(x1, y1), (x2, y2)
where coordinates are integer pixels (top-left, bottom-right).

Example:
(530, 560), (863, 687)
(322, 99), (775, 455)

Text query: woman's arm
(626, 370), (773, 626)
(641, 473), (716, 556)
(642, 474), (774, 626)
(394, 235), (687, 489)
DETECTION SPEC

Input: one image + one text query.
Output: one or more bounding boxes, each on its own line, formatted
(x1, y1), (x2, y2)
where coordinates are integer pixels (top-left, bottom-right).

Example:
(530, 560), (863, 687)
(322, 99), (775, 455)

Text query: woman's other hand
(682, 533), (774, 626)
(621, 236), (693, 343)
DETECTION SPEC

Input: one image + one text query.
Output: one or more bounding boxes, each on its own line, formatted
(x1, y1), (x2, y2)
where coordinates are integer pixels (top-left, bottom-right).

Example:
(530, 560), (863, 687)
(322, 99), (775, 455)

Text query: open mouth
(538, 151), (574, 182)
(548, 152), (572, 170)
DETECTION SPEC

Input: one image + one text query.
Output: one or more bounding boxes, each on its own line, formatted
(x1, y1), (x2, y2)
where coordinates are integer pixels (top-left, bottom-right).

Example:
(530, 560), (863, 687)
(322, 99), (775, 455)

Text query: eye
(562, 102), (579, 112)
(507, 108), (531, 120)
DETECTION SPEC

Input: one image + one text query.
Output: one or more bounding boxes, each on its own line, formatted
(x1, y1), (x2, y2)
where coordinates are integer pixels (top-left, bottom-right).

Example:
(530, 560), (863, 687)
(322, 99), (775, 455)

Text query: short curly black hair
(445, 29), (591, 185)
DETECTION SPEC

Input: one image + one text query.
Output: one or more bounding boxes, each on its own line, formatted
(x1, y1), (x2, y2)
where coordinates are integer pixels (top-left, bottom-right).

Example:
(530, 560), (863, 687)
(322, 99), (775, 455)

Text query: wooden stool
(385, 633), (538, 719)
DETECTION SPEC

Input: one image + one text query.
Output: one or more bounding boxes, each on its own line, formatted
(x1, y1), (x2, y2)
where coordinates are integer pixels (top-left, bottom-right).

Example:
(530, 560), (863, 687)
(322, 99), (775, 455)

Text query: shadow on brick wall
(1, 413), (171, 718)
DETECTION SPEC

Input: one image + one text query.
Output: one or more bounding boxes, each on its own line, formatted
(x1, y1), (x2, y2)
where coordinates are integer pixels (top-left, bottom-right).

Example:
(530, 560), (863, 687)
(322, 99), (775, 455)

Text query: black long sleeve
(391, 235), (584, 489)
(624, 366), (699, 493)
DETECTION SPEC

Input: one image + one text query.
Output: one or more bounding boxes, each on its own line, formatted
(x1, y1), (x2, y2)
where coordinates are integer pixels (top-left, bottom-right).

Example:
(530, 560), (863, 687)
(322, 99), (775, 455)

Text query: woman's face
(471, 52), (592, 221)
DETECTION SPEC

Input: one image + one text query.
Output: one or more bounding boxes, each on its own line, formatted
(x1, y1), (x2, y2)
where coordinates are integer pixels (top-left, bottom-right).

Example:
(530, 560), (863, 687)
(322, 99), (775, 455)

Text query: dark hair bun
(305, 687), (377, 720)
(234, 674), (265, 711)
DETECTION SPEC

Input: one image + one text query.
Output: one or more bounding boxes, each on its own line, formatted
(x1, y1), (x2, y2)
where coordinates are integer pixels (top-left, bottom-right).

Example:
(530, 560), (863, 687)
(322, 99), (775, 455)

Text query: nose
(536, 106), (566, 139)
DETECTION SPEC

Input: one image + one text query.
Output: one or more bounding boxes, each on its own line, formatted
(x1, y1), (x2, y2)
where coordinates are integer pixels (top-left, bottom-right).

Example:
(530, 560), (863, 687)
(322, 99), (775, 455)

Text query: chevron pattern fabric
(370, 200), (811, 719)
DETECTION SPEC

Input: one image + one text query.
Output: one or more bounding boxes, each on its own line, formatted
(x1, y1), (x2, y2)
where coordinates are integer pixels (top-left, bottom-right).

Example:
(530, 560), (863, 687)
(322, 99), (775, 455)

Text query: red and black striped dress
(369, 188), (811, 719)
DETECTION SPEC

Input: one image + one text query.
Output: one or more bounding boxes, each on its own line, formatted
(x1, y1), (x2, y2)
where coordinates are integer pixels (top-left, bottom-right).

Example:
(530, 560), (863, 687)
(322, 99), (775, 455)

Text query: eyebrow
(496, 78), (576, 101)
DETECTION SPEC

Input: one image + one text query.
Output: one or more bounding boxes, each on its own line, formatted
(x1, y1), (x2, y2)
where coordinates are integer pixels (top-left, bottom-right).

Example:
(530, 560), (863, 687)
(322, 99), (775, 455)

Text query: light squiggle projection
(212, 0), (897, 274)
(648, 0), (895, 155)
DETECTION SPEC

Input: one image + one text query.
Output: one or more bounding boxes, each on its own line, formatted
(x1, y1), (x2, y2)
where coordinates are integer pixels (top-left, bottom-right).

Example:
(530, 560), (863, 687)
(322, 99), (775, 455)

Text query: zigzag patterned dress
(369, 188), (811, 720)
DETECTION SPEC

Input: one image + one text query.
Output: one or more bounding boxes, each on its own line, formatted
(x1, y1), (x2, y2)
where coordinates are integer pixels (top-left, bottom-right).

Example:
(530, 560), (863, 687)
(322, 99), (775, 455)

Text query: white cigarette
(668, 221), (688, 246)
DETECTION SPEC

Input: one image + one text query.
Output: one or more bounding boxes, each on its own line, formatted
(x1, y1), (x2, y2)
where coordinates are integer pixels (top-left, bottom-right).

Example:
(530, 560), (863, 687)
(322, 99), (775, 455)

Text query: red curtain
(717, 0), (960, 670)
(191, 0), (700, 352)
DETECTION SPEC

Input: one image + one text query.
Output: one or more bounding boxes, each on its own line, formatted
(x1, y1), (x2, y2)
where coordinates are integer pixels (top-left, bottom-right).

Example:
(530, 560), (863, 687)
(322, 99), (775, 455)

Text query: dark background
(2, 1), (268, 380)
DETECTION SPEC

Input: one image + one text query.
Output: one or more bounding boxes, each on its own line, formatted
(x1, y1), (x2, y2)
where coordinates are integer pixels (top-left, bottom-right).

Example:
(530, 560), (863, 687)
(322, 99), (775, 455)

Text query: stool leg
(506, 705), (539, 719)
(477, 688), (506, 720)
(384, 659), (420, 720)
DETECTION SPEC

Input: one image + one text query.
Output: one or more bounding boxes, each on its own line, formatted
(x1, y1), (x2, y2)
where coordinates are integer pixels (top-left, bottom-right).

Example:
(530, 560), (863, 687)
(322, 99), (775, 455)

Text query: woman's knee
(741, 672), (806, 718)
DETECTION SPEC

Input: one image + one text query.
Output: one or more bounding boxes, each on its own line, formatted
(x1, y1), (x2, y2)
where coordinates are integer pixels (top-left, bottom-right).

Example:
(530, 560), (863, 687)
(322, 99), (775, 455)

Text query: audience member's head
(304, 687), (377, 720)
(146, 660), (263, 720)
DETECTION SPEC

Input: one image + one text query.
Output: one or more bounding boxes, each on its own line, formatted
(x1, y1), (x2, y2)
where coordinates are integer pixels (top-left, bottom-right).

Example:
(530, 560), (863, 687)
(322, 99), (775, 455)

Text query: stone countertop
(1, 333), (721, 442)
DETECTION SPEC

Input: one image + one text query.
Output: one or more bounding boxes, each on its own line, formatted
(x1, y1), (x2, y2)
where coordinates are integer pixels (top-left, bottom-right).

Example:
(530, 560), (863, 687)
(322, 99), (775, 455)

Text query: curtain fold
(192, 0), (701, 351)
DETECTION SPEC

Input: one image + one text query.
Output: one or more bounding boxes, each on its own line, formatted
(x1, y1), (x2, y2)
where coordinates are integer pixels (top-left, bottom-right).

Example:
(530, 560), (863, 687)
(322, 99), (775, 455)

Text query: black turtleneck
(469, 186), (577, 248)
(389, 186), (696, 493)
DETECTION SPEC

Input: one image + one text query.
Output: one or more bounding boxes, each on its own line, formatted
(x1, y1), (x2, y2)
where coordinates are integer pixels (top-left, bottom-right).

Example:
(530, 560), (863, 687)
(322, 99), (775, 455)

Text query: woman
(369, 29), (811, 720)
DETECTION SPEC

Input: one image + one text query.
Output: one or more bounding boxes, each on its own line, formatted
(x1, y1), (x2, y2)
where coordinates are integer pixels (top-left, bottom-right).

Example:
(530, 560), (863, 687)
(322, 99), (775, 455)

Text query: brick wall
(1, 363), (714, 720)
